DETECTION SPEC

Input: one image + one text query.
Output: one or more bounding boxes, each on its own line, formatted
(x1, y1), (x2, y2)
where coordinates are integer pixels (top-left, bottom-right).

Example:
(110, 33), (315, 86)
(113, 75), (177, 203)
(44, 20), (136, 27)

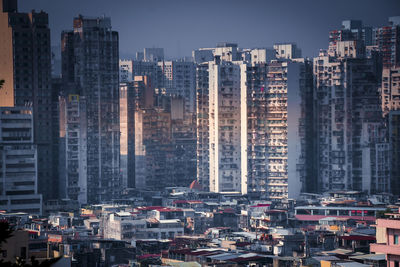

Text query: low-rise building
(103, 211), (184, 241)
(0, 230), (30, 262)
(370, 210), (400, 266)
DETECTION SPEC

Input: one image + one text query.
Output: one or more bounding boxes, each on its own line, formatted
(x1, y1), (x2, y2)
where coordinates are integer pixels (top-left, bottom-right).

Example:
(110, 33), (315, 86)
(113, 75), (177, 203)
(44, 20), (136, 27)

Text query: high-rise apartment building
(61, 15), (120, 204)
(134, 107), (172, 189)
(244, 48), (276, 65)
(119, 59), (160, 88)
(119, 83), (133, 189)
(328, 20), (373, 57)
(192, 48), (214, 64)
(143, 48), (164, 62)
(133, 95), (196, 190)
(193, 44), (275, 65)
(170, 97), (197, 187)
(0, 0), (56, 201)
(120, 76), (154, 188)
(388, 111), (400, 197)
(264, 59), (314, 199)
(381, 67), (400, 116)
(328, 17), (399, 68)
(195, 45), (271, 192)
(376, 17), (400, 69)
(158, 60), (196, 113)
(62, 94), (87, 203)
(379, 52), (400, 199)
(58, 91), (67, 199)
(196, 63), (211, 191)
(376, 17), (400, 198)
(213, 43), (242, 62)
(273, 43), (302, 59)
(51, 78), (62, 199)
(245, 63), (269, 194)
(120, 57), (197, 190)
(196, 55), (312, 198)
(119, 60), (134, 83)
(208, 60), (246, 194)
(119, 48), (164, 90)
(0, 107), (42, 214)
(314, 46), (389, 193)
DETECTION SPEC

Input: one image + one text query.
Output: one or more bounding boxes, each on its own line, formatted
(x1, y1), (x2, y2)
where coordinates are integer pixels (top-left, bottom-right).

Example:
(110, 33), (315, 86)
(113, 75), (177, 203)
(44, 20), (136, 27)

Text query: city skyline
(1, 1), (400, 265)
(19, 0), (400, 59)
(1, 0), (399, 206)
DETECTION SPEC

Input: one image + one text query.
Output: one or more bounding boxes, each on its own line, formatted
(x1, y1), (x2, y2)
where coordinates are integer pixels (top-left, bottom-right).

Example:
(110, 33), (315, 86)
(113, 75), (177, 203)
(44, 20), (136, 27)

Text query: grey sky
(19, 0), (400, 59)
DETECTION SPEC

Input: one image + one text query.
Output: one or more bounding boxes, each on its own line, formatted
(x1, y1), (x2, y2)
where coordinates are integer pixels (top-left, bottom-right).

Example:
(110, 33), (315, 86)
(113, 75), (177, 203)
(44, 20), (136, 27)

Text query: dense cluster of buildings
(0, 0), (400, 265)
(0, 188), (399, 266)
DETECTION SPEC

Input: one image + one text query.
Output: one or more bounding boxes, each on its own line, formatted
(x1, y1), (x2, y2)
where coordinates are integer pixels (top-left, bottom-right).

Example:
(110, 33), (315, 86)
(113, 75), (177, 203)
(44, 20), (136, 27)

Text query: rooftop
(295, 206), (387, 211)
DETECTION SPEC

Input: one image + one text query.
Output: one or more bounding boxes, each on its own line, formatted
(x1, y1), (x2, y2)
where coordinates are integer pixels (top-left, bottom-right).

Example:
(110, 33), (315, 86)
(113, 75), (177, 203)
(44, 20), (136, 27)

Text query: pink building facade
(371, 218), (400, 267)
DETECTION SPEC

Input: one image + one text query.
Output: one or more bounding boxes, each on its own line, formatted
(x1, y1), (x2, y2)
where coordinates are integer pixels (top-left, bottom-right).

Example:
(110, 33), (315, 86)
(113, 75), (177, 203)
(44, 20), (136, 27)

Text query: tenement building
(196, 52), (313, 199)
(0, 0), (57, 200)
(61, 15), (120, 204)
(120, 76), (154, 188)
(314, 43), (389, 193)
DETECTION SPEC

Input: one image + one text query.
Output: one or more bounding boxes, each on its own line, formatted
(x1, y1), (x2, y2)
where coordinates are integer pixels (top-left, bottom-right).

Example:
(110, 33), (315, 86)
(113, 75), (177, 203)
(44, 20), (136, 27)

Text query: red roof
(339, 235), (376, 241)
(220, 208), (235, 214)
(169, 248), (192, 254)
(235, 242), (251, 247)
(158, 207), (182, 212)
(189, 180), (203, 190)
(301, 225), (317, 231)
(137, 254), (160, 260)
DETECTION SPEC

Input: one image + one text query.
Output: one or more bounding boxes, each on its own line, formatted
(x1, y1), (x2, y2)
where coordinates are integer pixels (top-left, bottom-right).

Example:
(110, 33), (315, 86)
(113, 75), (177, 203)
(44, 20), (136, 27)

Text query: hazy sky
(19, 0), (400, 59)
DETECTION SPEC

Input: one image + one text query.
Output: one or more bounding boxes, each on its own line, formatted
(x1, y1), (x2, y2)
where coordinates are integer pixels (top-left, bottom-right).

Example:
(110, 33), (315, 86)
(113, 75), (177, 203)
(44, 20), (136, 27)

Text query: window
(20, 247), (26, 259)
(395, 261), (399, 267)
(395, 235), (399, 245)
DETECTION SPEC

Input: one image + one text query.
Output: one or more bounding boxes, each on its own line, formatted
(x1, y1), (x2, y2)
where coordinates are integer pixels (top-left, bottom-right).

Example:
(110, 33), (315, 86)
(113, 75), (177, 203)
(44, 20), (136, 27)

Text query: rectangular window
(395, 235), (399, 245)
(20, 247), (26, 259)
